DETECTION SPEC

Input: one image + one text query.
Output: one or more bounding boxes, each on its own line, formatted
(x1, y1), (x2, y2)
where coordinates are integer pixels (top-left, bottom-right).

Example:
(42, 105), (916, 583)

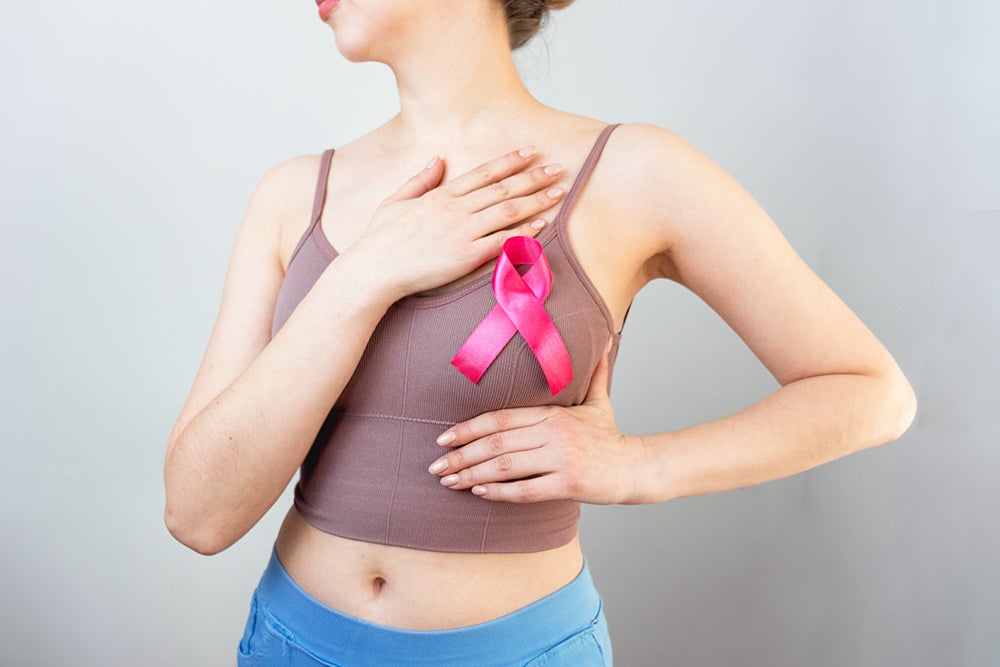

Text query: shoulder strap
(553, 123), (621, 225)
(310, 148), (335, 223)
(286, 149), (336, 268)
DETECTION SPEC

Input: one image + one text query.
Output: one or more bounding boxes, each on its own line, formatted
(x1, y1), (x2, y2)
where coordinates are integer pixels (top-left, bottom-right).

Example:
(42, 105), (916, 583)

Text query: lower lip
(318, 0), (339, 20)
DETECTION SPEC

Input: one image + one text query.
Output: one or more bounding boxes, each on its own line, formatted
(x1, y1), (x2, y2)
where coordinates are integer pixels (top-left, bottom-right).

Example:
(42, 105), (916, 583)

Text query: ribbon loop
(451, 236), (573, 395)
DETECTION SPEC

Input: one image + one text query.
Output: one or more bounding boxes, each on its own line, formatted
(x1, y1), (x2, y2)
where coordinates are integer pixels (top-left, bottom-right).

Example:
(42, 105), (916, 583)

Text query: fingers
(435, 406), (551, 448)
(468, 216), (549, 263)
(436, 446), (551, 492)
(399, 148), (563, 243)
(445, 147), (539, 197)
(467, 477), (561, 503)
(429, 408), (551, 488)
(462, 164), (563, 214)
(429, 423), (545, 478)
(471, 184), (564, 237)
(389, 155), (446, 201)
(446, 151), (565, 239)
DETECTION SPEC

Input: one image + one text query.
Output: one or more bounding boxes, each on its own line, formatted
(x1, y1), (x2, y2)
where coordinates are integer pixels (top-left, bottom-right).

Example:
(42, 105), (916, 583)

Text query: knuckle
(494, 232), (508, 253)
(459, 469), (477, 486)
(498, 200), (519, 220)
(516, 484), (538, 503)
(492, 410), (513, 429)
(495, 454), (514, 473)
(546, 406), (568, 422)
(473, 164), (494, 182)
(490, 180), (510, 198)
(565, 474), (583, 496)
(487, 433), (505, 454)
(450, 450), (465, 469)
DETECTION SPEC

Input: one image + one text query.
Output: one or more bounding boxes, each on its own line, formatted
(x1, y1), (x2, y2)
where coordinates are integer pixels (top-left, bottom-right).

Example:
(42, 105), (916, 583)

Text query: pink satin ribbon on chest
(451, 236), (573, 395)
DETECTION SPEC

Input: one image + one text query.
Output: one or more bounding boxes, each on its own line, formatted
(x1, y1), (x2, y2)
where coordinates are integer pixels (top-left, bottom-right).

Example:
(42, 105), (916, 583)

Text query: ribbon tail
(533, 329), (573, 395)
(450, 304), (517, 383)
(507, 309), (573, 395)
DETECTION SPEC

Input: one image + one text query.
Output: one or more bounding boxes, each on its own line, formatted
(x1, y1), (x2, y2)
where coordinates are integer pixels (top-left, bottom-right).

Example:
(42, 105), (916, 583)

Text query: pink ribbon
(451, 236), (572, 395)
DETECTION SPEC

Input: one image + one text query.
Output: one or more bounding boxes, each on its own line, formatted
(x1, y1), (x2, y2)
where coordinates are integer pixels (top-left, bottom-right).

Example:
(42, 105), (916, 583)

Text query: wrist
(622, 433), (667, 505)
(330, 244), (410, 307)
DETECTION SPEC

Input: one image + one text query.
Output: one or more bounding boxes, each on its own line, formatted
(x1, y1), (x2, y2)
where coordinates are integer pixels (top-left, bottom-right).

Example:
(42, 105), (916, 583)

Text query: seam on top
(384, 417), (403, 544)
(338, 411), (455, 427)
(383, 311), (414, 543)
(479, 499), (495, 552)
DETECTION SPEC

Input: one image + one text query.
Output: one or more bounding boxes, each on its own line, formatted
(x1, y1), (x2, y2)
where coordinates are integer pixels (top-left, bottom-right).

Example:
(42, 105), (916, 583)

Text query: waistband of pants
(256, 546), (602, 665)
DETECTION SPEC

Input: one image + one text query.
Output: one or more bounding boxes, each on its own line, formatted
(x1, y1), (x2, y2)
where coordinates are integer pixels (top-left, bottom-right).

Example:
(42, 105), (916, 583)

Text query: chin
(334, 39), (373, 63)
(330, 23), (388, 63)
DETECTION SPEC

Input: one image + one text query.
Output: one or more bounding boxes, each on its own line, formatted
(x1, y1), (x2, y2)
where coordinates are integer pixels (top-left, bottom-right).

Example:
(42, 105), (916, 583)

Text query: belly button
(371, 576), (387, 596)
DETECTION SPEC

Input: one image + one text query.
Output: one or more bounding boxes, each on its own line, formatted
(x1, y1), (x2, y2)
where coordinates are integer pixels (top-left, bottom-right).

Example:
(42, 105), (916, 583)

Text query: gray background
(1, 0), (996, 665)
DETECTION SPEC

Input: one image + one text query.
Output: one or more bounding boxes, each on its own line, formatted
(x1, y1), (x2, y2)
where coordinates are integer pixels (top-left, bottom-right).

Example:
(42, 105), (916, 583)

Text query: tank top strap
(285, 149), (336, 270)
(310, 148), (336, 223)
(552, 123), (621, 227)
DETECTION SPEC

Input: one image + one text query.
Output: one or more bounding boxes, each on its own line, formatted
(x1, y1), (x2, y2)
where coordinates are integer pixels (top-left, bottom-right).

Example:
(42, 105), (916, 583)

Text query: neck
(381, 10), (543, 151)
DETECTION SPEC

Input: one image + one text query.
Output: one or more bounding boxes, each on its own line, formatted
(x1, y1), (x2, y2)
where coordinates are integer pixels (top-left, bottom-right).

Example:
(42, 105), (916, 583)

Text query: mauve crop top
(271, 124), (623, 553)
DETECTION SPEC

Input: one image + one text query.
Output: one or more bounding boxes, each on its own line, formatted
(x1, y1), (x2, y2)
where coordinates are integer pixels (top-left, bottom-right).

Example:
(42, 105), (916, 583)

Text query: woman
(164, 1), (917, 665)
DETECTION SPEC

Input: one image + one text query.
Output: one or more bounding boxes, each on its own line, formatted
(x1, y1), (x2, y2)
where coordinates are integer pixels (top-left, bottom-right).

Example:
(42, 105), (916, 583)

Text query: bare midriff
(274, 505), (584, 631)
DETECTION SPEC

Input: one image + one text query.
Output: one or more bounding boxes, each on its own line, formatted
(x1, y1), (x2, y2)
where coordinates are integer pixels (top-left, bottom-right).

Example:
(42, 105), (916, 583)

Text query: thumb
(583, 338), (614, 406)
(390, 155), (445, 201)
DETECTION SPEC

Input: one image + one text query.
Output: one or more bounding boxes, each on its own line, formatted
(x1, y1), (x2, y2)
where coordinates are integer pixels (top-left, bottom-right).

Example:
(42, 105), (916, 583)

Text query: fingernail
(428, 460), (447, 474)
(531, 219), (547, 230)
(518, 146), (536, 158)
(441, 474), (459, 486)
(472, 486), (487, 496)
(547, 187), (563, 199)
(543, 164), (562, 176)
(425, 155), (439, 169)
(436, 432), (455, 446)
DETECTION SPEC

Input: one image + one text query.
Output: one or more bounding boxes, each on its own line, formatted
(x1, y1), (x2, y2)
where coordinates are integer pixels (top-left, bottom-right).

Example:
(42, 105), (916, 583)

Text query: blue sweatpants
(237, 547), (613, 666)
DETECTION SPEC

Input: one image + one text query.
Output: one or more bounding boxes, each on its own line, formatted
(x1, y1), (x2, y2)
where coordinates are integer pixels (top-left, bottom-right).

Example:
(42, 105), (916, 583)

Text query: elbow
(163, 445), (236, 557)
(163, 502), (233, 557)
(878, 368), (917, 445)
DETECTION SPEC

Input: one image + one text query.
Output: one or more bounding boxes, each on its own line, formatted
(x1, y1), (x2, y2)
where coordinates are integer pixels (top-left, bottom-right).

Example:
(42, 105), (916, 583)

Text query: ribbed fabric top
(271, 124), (623, 553)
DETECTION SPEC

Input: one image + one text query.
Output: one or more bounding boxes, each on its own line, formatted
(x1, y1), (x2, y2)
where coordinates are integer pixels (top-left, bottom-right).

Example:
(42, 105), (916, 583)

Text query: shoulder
(248, 152), (327, 220)
(240, 152), (329, 267)
(597, 122), (762, 263)
(602, 122), (728, 206)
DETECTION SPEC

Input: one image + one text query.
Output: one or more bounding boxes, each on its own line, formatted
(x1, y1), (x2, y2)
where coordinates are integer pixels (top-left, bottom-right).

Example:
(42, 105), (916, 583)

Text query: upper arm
(620, 123), (901, 386)
(166, 154), (320, 452)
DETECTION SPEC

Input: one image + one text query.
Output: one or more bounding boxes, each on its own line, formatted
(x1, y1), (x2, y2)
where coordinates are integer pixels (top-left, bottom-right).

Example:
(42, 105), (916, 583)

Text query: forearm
(630, 371), (916, 504)
(164, 251), (399, 554)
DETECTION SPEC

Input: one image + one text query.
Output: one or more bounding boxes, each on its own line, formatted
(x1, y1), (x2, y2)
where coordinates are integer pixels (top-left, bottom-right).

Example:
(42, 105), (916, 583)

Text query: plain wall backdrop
(1, 1), (997, 665)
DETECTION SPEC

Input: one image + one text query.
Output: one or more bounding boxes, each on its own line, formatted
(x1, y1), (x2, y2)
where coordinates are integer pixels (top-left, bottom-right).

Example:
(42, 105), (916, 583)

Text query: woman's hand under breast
(346, 147), (564, 301)
(428, 342), (651, 505)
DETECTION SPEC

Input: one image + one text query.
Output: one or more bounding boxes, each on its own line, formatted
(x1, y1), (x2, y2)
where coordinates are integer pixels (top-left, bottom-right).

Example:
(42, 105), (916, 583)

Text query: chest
(272, 218), (619, 421)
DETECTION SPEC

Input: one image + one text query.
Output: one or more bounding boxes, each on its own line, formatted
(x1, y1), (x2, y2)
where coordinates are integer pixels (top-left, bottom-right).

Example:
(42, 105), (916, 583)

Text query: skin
(163, 0), (916, 632)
